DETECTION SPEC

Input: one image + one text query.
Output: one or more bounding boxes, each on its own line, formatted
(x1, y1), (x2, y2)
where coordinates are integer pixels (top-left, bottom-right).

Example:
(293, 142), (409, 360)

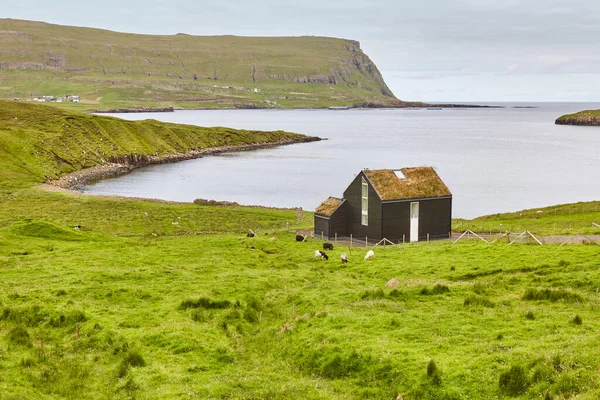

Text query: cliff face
(0, 19), (396, 109)
(556, 110), (600, 126)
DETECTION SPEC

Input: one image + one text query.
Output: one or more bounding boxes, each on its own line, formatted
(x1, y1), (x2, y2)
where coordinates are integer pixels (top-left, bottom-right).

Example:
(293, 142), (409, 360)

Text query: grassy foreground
(1, 222), (600, 399)
(0, 19), (398, 110)
(1, 101), (600, 398)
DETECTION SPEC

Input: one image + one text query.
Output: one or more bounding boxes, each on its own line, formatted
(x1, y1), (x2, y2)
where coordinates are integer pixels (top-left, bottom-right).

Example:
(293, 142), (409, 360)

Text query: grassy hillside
(0, 19), (401, 110)
(455, 201), (600, 236)
(556, 110), (600, 126)
(0, 100), (313, 189)
(2, 101), (600, 398)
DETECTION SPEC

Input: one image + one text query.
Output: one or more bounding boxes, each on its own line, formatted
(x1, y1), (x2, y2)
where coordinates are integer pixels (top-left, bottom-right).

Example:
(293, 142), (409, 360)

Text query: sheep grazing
(315, 250), (329, 260)
(296, 234), (306, 242)
(364, 250), (374, 260)
(340, 253), (349, 264)
(246, 232), (255, 238)
(323, 242), (334, 250)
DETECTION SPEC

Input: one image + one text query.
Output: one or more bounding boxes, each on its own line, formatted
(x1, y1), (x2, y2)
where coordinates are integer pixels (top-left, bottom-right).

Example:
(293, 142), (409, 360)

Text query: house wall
(382, 201), (410, 242)
(417, 197), (452, 240)
(313, 202), (348, 240)
(314, 215), (330, 239)
(329, 201), (348, 239)
(343, 172), (382, 241)
(381, 197), (452, 242)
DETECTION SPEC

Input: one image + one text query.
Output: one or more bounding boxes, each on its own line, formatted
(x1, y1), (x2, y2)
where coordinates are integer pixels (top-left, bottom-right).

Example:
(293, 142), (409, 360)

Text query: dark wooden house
(314, 167), (452, 243)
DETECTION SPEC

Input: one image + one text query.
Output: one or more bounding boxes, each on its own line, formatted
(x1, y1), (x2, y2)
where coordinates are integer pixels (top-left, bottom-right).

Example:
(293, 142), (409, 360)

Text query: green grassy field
(1, 101), (600, 399)
(2, 224), (600, 399)
(0, 19), (401, 110)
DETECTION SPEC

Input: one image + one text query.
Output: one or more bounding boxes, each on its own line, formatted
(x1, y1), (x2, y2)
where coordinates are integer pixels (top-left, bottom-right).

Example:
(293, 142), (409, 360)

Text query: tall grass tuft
(179, 297), (231, 310)
(498, 365), (529, 396)
(420, 284), (450, 295)
(525, 310), (535, 320)
(427, 359), (442, 385)
(523, 288), (584, 303)
(117, 350), (146, 378)
(463, 295), (494, 308)
(361, 288), (386, 300)
(8, 326), (31, 347)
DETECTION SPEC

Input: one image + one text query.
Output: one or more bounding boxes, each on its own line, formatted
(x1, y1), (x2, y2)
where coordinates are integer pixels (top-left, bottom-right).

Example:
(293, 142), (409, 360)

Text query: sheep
(364, 250), (374, 260)
(296, 234), (307, 242)
(340, 253), (348, 264)
(315, 250), (329, 260)
(323, 242), (334, 250)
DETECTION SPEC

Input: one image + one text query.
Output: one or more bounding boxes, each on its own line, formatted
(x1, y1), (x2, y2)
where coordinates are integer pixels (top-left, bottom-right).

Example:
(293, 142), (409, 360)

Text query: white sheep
(364, 249), (374, 260)
(340, 253), (348, 264)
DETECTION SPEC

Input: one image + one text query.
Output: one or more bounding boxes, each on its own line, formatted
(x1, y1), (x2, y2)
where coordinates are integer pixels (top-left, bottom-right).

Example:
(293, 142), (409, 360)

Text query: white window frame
(361, 177), (368, 226)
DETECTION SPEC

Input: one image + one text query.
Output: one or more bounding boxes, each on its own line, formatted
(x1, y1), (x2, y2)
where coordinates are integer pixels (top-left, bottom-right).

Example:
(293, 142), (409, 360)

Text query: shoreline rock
(46, 136), (321, 190)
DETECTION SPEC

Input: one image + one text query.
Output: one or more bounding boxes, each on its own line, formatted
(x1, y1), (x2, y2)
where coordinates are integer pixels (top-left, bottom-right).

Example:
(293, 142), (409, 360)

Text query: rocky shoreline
(91, 106), (175, 113)
(46, 136), (321, 190)
(88, 102), (501, 113)
(555, 116), (600, 126)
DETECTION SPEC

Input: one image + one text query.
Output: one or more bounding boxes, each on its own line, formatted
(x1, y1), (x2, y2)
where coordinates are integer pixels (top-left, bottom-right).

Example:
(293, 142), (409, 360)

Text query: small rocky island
(555, 110), (600, 126)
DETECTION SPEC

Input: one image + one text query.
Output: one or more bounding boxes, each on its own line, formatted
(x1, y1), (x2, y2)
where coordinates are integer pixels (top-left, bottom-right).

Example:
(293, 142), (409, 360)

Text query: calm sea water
(82, 103), (600, 219)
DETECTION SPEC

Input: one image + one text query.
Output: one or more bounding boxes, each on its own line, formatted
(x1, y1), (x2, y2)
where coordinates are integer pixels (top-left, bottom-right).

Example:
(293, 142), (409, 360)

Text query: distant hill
(556, 109), (600, 126)
(0, 19), (404, 110)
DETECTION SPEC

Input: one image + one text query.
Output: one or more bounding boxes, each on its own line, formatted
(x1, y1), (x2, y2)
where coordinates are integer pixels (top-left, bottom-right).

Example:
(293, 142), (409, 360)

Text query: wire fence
(452, 220), (600, 236)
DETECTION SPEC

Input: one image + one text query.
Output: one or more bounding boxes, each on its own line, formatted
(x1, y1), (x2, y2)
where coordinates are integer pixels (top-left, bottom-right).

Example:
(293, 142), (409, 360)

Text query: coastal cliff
(0, 19), (396, 110)
(555, 110), (600, 126)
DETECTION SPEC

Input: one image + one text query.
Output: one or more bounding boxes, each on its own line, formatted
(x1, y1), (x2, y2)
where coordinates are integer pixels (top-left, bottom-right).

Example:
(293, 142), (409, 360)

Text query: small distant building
(314, 167), (452, 243)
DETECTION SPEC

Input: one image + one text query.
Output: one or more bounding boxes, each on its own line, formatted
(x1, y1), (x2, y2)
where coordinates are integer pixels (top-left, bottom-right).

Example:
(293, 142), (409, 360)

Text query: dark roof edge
(381, 194), (453, 203)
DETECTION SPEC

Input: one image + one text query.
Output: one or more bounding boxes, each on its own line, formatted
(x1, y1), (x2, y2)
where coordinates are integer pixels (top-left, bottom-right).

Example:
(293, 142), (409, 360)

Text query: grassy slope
(0, 100), (308, 189)
(556, 110), (600, 125)
(454, 201), (600, 236)
(1, 102), (600, 398)
(0, 19), (398, 110)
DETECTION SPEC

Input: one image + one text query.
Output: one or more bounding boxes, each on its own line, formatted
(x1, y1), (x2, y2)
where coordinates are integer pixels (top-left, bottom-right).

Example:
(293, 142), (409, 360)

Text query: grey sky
(4, 0), (600, 101)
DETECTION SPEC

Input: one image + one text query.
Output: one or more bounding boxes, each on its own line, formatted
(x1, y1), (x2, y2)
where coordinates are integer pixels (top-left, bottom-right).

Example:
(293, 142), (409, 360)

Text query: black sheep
(323, 242), (334, 250)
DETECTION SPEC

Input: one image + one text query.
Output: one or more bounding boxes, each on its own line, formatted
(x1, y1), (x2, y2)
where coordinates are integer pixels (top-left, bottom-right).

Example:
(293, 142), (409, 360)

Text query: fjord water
(83, 103), (600, 218)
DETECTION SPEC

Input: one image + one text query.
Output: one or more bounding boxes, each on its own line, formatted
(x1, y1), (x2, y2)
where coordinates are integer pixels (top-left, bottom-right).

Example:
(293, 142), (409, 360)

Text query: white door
(410, 202), (419, 242)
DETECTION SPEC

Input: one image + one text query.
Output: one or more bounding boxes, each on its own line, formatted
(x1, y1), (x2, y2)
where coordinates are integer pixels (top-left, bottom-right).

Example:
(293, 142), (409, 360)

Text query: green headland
(0, 19), (412, 111)
(1, 101), (600, 398)
(556, 109), (600, 126)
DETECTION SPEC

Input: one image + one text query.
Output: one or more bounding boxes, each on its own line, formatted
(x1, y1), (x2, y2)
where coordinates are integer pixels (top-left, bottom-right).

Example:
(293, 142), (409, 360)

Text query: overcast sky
(5, 0), (600, 102)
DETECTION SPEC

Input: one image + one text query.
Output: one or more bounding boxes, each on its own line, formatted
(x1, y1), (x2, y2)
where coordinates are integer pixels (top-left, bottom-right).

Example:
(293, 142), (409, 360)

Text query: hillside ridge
(0, 18), (398, 110)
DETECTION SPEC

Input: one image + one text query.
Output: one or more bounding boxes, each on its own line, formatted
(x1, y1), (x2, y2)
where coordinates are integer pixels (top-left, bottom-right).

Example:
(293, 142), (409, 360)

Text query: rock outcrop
(556, 110), (600, 126)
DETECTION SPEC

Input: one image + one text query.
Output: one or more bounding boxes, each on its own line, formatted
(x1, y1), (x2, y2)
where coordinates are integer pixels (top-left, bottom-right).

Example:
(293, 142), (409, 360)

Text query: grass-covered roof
(364, 167), (451, 200)
(315, 197), (343, 217)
